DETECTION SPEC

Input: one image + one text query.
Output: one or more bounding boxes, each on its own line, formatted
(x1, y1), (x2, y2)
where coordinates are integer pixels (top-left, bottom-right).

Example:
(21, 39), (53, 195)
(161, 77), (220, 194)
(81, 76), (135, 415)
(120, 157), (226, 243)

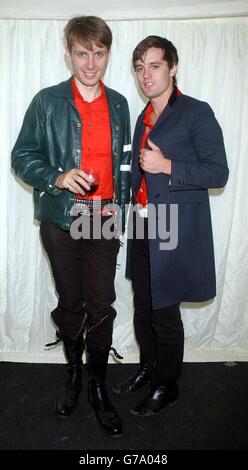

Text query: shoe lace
(109, 347), (123, 360)
(45, 331), (63, 348)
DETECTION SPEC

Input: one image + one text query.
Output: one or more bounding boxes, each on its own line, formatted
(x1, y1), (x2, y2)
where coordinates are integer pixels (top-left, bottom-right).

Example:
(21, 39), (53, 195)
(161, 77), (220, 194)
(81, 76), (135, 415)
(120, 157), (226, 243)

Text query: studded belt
(72, 198), (114, 216)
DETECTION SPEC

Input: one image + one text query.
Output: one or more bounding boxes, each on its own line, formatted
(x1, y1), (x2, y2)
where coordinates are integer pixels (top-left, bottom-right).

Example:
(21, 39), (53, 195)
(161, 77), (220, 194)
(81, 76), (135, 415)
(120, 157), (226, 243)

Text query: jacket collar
(50, 77), (74, 99)
(139, 85), (181, 129)
(49, 76), (124, 106)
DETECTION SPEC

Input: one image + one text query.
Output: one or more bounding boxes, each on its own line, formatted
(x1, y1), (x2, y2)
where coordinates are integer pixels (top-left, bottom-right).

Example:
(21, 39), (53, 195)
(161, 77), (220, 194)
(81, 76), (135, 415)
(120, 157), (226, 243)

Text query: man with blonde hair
(12, 15), (131, 437)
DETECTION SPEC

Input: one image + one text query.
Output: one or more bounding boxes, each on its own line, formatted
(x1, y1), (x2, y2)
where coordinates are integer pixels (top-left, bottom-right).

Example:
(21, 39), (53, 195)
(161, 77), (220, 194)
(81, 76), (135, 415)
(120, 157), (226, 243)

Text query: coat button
(77, 122), (81, 128)
(155, 193), (160, 198)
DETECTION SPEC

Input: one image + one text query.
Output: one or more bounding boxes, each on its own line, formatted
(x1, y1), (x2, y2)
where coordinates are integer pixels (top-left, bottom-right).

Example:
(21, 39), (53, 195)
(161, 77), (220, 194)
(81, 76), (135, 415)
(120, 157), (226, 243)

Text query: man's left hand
(139, 138), (172, 175)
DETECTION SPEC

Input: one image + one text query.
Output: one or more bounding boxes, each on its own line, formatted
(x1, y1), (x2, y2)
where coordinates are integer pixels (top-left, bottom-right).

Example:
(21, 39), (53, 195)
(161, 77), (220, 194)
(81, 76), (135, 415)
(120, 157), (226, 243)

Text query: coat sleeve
(119, 99), (132, 232)
(11, 93), (62, 196)
(170, 102), (229, 191)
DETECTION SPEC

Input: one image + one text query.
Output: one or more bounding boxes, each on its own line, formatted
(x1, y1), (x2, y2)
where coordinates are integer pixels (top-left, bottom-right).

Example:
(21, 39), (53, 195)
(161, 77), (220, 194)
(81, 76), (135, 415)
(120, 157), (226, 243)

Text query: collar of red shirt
(71, 76), (106, 103)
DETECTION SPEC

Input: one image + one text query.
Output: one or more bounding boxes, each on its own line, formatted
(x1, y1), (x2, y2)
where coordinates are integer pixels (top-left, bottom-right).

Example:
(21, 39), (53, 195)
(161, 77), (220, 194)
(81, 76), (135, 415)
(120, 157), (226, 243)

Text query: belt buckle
(79, 204), (91, 216)
(72, 202), (91, 216)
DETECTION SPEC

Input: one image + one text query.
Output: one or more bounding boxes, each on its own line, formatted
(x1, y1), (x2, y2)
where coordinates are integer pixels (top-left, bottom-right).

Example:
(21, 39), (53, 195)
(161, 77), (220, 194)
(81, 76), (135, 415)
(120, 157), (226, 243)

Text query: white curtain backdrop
(1, 16), (248, 363)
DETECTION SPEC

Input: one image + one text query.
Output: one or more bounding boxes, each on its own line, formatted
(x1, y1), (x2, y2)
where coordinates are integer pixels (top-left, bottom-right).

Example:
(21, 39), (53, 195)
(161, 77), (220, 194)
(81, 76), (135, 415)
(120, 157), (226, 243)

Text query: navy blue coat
(126, 92), (229, 309)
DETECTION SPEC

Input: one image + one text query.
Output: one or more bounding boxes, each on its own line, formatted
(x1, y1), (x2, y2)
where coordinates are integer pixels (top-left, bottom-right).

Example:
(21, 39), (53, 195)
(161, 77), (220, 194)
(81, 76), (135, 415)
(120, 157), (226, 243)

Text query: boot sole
(54, 402), (79, 419)
(129, 396), (178, 417)
(112, 387), (145, 396)
(89, 402), (124, 438)
(112, 381), (150, 396)
(97, 422), (124, 439)
(54, 384), (82, 419)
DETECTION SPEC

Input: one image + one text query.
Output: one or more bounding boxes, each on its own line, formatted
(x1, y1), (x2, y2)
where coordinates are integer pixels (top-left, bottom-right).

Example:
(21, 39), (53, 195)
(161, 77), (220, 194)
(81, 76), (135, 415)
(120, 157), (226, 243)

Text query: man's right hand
(55, 169), (92, 196)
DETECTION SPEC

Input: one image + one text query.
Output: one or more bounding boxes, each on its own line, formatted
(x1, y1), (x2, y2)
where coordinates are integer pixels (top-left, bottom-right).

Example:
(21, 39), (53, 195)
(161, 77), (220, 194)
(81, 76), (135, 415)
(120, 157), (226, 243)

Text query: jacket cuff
(46, 184), (62, 196)
(46, 172), (63, 196)
(169, 160), (186, 190)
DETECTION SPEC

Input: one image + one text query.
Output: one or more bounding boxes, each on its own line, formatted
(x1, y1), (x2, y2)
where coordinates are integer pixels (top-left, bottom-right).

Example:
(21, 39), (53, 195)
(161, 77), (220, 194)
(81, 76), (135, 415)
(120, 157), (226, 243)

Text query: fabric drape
(1, 17), (248, 362)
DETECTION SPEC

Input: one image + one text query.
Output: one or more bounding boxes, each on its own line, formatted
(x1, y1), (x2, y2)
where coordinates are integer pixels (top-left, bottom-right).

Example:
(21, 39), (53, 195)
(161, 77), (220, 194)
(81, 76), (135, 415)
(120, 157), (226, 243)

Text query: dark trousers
(40, 218), (119, 349)
(131, 218), (184, 386)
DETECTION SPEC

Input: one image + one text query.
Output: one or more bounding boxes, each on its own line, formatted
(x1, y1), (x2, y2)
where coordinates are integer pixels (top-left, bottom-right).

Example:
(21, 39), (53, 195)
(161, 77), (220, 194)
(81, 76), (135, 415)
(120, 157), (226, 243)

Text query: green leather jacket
(11, 77), (131, 231)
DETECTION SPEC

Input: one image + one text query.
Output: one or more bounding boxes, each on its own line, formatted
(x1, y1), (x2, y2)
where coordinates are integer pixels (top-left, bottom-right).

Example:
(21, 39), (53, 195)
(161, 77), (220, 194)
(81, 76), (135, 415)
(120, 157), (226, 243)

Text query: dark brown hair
(133, 35), (179, 84)
(65, 16), (112, 51)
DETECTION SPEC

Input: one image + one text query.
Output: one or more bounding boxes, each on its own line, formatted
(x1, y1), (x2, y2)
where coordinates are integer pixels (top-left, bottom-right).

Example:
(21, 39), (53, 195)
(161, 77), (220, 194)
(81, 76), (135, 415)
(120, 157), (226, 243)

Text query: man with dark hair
(113, 35), (228, 416)
(11, 15), (131, 437)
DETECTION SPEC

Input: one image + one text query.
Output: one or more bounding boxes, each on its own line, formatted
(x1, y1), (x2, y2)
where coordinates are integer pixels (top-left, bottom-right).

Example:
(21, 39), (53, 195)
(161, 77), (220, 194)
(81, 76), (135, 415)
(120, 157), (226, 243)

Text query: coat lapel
(151, 103), (175, 135)
(132, 115), (145, 193)
(131, 93), (181, 194)
(149, 88), (181, 133)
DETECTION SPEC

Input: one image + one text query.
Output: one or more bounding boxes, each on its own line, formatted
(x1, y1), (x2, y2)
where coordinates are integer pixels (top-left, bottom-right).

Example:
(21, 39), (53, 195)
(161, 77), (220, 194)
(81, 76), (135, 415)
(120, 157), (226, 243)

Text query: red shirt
(72, 78), (113, 200)
(136, 87), (182, 207)
(135, 102), (154, 207)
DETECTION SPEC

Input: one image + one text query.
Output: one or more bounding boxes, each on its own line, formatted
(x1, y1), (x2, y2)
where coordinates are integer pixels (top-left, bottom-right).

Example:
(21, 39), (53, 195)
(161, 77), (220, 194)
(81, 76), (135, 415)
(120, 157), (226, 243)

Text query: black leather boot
(112, 362), (150, 395)
(130, 382), (179, 416)
(55, 332), (84, 419)
(87, 347), (123, 437)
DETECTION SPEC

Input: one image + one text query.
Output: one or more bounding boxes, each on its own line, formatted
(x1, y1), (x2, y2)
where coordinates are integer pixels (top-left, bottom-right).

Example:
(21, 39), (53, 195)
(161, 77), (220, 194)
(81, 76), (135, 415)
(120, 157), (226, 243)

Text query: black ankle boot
(130, 383), (179, 416)
(87, 347), (123, 437)
(112, 363), (150, 395)
(55, 332), (84, 419)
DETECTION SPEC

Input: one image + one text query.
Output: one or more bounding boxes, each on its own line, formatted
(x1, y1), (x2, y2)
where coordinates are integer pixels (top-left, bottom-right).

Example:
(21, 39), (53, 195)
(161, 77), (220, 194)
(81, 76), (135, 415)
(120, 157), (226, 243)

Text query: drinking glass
(83, 168), (100, 195)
